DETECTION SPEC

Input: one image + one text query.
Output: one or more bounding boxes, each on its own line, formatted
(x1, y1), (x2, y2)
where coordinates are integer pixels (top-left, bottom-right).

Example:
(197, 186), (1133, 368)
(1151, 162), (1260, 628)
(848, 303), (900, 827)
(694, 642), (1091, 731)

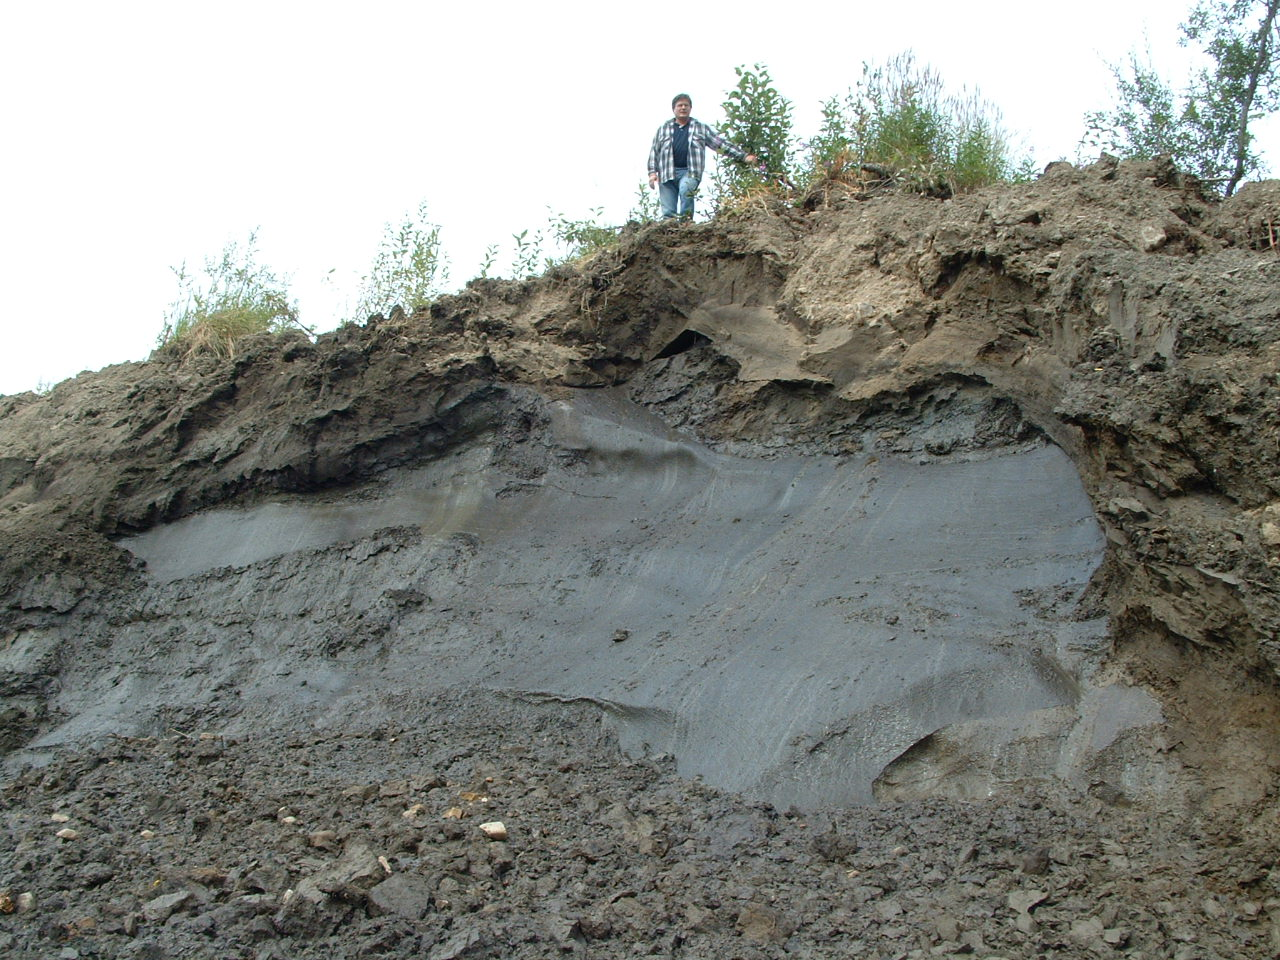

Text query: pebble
(55, 828), (79, 840)
(479, 821), (508, 840)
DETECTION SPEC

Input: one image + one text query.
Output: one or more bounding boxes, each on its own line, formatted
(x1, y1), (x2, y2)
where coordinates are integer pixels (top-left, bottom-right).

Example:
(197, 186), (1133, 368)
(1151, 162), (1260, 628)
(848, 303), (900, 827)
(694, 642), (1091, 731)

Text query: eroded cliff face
(3, 158), (1280, 959)
(1, 157), (1278, 818)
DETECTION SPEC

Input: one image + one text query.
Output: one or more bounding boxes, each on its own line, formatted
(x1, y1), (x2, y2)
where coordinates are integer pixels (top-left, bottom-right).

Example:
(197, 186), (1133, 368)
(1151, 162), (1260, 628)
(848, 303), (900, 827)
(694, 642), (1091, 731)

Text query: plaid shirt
(647, 118), (747, 183)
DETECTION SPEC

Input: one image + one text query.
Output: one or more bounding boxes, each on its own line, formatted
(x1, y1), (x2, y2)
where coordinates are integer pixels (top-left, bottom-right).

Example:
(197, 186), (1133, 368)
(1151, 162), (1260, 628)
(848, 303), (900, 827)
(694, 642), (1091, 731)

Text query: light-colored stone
(1139, 224), (1167, 252)
(1007, 888), (1048, 915)
(479, 821), (507, 840)
(1069, 916), (1104, 942)
(1008, 888), (1047, 933)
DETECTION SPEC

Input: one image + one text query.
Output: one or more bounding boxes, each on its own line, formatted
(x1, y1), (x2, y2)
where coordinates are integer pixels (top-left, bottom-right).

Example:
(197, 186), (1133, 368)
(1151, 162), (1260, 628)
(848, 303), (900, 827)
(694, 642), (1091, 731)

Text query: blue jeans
(659, 168), (699, 219)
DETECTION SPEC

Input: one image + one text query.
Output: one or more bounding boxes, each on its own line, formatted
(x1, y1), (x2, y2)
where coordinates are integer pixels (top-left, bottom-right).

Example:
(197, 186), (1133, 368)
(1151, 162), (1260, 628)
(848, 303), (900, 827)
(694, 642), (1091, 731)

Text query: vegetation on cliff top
(156, 232), (304, 361)
(155, 1), (1280, 360)
(1084, 0), (1280, 195)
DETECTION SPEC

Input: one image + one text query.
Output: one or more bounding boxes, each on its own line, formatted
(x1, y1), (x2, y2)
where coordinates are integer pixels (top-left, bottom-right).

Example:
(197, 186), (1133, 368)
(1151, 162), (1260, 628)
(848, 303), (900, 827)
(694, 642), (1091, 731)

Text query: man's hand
(648, 172), (658, 188)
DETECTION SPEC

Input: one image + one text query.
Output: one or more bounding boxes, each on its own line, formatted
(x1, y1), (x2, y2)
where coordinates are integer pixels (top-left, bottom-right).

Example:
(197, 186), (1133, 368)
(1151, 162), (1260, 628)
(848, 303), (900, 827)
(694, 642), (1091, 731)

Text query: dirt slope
(1, 157), (1279, 957)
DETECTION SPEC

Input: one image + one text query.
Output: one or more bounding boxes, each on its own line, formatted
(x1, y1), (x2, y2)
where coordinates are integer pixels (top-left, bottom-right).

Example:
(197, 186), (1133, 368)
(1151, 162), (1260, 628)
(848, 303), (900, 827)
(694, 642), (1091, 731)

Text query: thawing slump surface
(107, 389), (1147, 807)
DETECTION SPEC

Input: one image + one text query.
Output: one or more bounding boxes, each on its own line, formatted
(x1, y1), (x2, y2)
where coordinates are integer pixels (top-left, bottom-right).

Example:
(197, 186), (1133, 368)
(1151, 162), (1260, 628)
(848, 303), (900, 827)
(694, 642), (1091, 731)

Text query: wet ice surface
(109, 391), (1153, 806)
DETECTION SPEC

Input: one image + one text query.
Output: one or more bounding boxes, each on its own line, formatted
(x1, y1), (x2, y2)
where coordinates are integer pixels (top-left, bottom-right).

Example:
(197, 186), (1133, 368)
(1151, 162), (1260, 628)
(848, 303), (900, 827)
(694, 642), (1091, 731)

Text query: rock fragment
(1020, 846), (1051, 875)
(1007, 888), (1048, 934)
(366, 873), (435, 921)
(142, 890), (191, 923)
(1139, 223), (1168, 251)
(737, 903), (796, 944)
(308, 829), (339, 849)
(293, 840), (387, 905)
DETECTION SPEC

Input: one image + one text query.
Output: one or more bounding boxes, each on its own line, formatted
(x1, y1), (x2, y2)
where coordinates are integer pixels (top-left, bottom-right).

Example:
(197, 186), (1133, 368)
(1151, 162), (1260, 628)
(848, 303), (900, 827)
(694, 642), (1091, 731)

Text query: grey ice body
(90, 391), (1153, 805)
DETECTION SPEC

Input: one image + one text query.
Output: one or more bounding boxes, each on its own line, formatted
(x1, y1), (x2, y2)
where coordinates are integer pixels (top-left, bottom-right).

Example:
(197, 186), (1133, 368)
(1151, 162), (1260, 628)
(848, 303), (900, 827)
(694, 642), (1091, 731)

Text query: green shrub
(477, 244), (500, 279)
(806, 52), (1022, 195)
(627, 181), (660, 223)
(714, 63), (795, 204)
(548, 207), (620, 262)
(506, 188), (653, 278)
(352, 200), (447, 321)
(510, 228), (546, 278)
(158, 231), (300, 360)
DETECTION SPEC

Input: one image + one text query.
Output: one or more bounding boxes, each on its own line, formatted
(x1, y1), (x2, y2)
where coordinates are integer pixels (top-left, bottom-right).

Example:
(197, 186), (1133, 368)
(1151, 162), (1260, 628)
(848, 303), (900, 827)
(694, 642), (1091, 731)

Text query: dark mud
(3, 694), (1275, 960)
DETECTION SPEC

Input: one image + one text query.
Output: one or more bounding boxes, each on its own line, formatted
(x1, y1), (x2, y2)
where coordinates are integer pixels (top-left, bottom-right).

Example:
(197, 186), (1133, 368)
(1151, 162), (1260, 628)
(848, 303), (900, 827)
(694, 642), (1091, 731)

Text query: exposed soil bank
(2, 158), (1279, 957)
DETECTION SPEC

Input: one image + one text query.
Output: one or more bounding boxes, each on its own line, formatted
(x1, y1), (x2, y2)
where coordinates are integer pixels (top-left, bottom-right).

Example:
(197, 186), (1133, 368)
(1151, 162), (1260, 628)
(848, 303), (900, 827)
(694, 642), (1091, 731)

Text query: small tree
(1186, 0), (1280, 193)
(353, 201), (447, 321)
(158, 231), (300, 359)
(714, 63), (795, 202)
(1084, 0), (1280, 195)
(1083, 51), (1196, 163)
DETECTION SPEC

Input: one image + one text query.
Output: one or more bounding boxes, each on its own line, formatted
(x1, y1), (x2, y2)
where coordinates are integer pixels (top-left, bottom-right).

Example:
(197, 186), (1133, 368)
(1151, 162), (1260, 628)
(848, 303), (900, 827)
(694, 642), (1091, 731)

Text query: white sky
(1, 0), (1270, 396)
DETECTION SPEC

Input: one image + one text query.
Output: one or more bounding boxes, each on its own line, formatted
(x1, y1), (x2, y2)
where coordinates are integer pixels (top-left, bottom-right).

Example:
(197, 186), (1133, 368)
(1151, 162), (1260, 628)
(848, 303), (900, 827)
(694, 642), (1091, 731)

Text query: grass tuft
(158, 232), (301, 361)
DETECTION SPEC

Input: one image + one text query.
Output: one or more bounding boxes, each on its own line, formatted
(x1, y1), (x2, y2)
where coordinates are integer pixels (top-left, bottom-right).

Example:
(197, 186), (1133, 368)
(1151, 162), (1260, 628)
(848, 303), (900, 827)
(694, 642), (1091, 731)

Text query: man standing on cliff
(648, 94), (756, 220)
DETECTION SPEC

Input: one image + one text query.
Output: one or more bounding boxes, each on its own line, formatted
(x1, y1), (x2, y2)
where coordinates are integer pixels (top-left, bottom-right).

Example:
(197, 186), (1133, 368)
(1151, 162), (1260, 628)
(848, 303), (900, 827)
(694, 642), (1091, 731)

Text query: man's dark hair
(672, 93), (692, 108)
